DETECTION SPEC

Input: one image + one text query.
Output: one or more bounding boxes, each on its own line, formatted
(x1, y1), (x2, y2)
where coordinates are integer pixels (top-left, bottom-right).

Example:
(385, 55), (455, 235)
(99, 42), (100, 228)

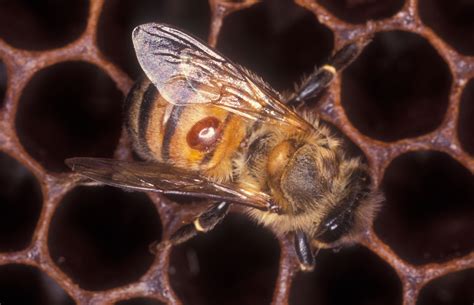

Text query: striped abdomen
(124, 77), (248, 182)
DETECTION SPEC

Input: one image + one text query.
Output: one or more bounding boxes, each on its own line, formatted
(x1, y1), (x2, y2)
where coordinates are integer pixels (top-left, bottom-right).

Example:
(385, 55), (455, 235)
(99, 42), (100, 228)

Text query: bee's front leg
(170, 201), (230, 245)
(286, 37), (369, 108)
(294, 230), (316, 272)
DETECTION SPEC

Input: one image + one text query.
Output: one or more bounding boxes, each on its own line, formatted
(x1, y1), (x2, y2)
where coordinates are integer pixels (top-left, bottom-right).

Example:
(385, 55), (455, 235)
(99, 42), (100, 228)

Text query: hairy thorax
(234, 115), (378, 244)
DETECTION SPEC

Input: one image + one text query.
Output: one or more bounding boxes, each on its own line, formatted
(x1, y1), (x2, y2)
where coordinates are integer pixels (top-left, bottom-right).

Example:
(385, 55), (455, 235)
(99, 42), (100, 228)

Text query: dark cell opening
(458, 78), (474, 155)
(217, 0), (333, 93)
(162, 194), (209, 207)
(317, 0), (404, 24)
(0, 60), (6, 108)
(376, 151), (474, 265)
(417, 268), (474, 305)
(419, 0), (474, 55)
(0, 0), (88, 50)
(0, 264), (75, 305)
(16, 62), (123, 172)
(115, 298), (165, 305)
(170, 213), (280, 305)
(48, 186), (161, 291)
(341, 31), (451, 142)
(290, 245), (402, 305)
(98, 0), (210, 78)
(0, 152), (42, 252)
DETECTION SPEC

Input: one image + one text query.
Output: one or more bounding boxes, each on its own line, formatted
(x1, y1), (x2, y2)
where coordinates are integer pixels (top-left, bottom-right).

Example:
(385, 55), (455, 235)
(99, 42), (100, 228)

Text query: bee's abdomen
(125, 77), (248, 178)
(124, 77), (157, 158)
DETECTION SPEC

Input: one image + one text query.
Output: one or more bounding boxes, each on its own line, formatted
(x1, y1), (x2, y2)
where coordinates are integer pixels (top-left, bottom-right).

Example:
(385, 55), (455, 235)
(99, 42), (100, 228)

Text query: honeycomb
(0, 0), (473, 304)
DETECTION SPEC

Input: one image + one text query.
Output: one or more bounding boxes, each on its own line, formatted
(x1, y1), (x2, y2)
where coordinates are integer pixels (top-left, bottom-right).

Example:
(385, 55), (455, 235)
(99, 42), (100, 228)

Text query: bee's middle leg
(294, 230), (316, 272)
(170, 201), (230, 245)
(286, 38), (369, 108)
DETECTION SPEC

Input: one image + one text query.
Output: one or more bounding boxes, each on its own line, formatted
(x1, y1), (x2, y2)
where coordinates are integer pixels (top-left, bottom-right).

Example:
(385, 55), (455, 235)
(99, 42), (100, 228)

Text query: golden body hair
(126, 76), (379, 248)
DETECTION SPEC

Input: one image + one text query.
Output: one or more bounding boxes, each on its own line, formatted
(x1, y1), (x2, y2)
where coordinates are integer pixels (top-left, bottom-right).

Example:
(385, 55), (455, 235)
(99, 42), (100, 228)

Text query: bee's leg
(170, 201), (230, 245)
(286, 38), (369, 108)
(294, 230), (315, 272)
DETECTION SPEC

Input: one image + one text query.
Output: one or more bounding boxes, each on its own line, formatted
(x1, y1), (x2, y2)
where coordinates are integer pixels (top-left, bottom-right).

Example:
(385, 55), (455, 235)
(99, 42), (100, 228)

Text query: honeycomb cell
(0, 264), (74, 305)
(0, 0), (88, 50)
(0, 152), (42, 252)
(290, 245), (402, 305)
(0, 60), (6, 107)
(419, 0), (474, 55)
(317, 0), (404, 24)
(341, 31), (451, 142)
(417, 268), (474, 305)
(48, 186), (161, 291)
(217, 0), (333, 93)
(170, 213), (279, 305)
(375, 151), (474, 265)
(16, 62), (123, 172)
(458, 78), (474, 155)
(97, 0), (210, 78)
(116, 298), (165, 305)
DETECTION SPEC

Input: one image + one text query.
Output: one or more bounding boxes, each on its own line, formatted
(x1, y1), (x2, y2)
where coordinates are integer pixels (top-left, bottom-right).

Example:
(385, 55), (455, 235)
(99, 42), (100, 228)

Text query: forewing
(66, 157), (271, 211)
(132, 23), (312, 130)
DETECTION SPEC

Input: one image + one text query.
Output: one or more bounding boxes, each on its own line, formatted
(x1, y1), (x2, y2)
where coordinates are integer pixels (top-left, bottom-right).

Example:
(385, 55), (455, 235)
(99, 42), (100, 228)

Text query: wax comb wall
(0, 0), (473, 305)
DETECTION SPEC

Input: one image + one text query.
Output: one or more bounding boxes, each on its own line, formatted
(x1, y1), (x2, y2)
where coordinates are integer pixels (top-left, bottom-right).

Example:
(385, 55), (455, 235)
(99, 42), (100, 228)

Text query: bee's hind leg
(286, 37), (369, 108)
(294, 230), (316, 272)
(170, 202), (230, 245)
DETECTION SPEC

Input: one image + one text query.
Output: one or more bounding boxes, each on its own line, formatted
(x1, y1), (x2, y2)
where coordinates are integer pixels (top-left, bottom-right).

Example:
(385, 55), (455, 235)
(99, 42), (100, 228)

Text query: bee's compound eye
(187, 116), (222, 151)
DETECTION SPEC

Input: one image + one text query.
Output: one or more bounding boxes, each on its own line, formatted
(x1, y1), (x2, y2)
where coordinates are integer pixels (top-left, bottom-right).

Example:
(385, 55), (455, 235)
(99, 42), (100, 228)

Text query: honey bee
(66, 23), (380, 271)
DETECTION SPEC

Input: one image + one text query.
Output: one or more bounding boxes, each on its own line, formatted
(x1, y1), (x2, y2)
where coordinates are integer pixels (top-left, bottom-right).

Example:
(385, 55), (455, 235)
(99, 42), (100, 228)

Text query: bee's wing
(132, 23), (312, 130)
(66, 157), (272, 211)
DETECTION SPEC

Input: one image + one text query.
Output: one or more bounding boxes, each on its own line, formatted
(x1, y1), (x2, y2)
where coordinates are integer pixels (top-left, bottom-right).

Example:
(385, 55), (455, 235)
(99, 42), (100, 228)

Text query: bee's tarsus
(287, 38), (368, 108)
(170, 202), (230, 245)
(327, 40), (363, 70)
(196, 201), (230, 231)
(170, 223), (196, 245)
(294, 231), (315, 272)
